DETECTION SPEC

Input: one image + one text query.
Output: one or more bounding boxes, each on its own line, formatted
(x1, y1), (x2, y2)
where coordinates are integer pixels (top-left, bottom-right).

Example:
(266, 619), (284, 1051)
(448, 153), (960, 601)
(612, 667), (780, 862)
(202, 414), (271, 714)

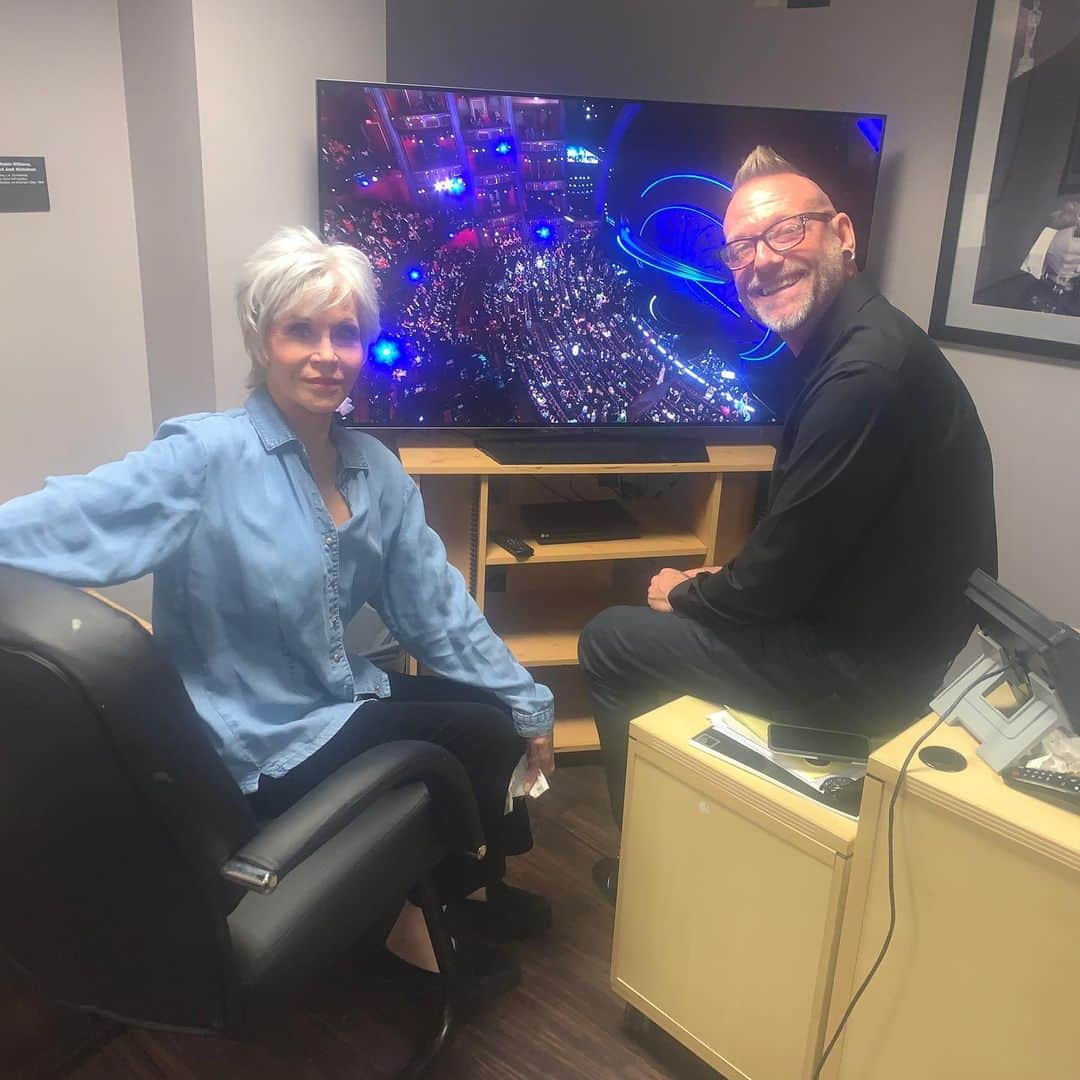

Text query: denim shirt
(0, 388), (553, 792)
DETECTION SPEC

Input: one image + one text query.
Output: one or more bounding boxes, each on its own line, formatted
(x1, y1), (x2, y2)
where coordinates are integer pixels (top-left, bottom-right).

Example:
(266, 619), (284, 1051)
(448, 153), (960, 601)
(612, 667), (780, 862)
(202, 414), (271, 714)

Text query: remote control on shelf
(1002, 766), (1080, 815)
(491, 532), (534, 560)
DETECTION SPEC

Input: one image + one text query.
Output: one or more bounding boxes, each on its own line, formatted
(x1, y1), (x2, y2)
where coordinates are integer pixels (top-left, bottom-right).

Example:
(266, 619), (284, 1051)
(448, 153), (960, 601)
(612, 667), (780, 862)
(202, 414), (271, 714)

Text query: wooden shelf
(404, 443), (767, 759)
(486, 530), (706, 566)
(401, 444), (775, 476)
(554, 715), (600, 753)
(485, 592), (610, 666)
(499, 627), (581, 668)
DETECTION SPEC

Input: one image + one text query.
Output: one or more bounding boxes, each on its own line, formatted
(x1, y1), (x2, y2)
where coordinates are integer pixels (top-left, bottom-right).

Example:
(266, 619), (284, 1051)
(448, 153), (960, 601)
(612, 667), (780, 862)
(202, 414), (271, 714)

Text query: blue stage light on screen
(639, 173), (732, 199)
(739, 330), (786, 362)
(494, 139), (513, 156)
(434, 176), (467, 197)
(370, 335), (402, 366)
(534, 223), (553, 241)
(406, 267), (424, 284)
(857, 117), (885, 153)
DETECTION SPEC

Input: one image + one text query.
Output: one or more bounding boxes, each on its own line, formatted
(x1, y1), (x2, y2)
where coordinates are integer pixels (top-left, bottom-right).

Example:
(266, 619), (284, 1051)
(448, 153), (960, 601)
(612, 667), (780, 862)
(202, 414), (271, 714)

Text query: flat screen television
(317, 80), (886, 458)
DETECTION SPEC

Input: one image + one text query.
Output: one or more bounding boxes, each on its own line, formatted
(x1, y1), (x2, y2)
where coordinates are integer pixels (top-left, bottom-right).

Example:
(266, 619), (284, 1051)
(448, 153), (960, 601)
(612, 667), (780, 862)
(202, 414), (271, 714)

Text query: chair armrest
(82, 588), (153, 634)
(222, 740), (484, 893)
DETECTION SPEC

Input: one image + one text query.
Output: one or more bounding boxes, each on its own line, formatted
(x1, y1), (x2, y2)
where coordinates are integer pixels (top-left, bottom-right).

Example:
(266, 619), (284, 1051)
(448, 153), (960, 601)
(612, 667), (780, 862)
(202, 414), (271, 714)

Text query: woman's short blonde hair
(236, 226), (380, 388)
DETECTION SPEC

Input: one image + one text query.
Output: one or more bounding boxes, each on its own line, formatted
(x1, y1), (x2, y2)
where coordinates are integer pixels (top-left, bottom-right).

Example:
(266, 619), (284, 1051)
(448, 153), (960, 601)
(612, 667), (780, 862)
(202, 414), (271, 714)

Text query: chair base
(399, 875), (458, 1079)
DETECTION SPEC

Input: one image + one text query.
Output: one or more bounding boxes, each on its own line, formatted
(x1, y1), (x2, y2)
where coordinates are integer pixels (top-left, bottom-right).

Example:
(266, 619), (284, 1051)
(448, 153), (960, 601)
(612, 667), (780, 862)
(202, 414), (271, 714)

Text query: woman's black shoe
(453, 881), (553, 942)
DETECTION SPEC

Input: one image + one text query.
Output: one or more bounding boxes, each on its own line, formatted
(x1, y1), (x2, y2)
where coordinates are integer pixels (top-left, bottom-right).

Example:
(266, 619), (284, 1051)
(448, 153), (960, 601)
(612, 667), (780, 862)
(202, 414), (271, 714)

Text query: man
(579, 146), (997, 902)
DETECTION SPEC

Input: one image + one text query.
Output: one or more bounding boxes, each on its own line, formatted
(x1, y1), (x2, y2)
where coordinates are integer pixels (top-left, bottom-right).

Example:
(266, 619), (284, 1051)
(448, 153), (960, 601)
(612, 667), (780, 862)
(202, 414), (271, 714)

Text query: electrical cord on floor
(811, 666), (1005, 1079)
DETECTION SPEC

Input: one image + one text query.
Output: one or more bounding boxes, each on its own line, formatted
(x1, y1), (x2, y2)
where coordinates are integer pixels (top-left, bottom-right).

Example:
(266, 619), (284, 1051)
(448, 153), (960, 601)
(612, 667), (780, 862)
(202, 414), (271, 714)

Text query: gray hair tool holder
(930, 631), (1069, 773)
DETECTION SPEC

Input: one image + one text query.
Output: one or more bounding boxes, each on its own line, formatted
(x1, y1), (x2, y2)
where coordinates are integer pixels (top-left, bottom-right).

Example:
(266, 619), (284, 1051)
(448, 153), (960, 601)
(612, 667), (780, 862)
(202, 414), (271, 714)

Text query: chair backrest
(0, 567), (258, 1029)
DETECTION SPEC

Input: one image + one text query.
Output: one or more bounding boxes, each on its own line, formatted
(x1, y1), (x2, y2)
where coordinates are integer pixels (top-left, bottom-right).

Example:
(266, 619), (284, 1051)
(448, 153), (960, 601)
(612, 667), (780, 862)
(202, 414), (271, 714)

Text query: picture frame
(1060, 98), (1080, 196)
(929, 0), (1080, 363)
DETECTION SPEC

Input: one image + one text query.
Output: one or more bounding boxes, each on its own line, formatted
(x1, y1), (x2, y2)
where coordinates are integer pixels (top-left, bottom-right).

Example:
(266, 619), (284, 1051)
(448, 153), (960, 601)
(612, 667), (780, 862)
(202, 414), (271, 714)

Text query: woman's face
(262, 295), (366, 420)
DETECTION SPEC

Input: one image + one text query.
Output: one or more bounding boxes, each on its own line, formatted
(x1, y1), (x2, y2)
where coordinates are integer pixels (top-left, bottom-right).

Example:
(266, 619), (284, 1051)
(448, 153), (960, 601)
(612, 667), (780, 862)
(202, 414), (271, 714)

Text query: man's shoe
(592, 856), (619, 907)
(454, 881), (553, 942)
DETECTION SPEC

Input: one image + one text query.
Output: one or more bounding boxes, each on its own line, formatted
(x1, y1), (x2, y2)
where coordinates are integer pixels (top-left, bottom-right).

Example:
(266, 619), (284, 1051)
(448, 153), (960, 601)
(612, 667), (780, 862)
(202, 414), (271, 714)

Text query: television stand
(395, 442), (775, 751)
(475, 435), (709, 465)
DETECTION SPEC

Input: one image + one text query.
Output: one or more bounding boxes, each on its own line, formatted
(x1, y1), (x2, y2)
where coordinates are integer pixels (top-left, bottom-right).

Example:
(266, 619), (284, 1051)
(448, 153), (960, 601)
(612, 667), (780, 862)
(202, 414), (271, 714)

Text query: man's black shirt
(669, 276), (997, 716)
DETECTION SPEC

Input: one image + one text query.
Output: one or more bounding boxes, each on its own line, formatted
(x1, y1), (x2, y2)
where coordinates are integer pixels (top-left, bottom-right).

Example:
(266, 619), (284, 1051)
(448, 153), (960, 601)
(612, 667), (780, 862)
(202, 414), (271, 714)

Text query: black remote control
(491, 532), (534, 560)
(1002, 766), (1080, 815)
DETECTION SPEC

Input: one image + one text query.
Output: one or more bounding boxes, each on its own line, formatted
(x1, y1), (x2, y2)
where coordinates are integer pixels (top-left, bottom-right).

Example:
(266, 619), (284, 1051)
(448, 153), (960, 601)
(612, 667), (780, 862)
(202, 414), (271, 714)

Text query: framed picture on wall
(930, 0), (1080, 363)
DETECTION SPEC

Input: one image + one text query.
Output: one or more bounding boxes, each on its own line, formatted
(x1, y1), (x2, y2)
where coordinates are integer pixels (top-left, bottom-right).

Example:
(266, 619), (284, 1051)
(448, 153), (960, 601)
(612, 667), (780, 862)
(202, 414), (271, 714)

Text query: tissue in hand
(505, 753), (550, 813)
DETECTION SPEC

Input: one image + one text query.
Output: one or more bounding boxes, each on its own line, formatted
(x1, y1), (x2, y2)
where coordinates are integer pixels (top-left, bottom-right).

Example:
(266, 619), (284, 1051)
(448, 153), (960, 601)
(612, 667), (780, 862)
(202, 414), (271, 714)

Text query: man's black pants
(248, 672), (531, 902)
(578, 605), (902, 827)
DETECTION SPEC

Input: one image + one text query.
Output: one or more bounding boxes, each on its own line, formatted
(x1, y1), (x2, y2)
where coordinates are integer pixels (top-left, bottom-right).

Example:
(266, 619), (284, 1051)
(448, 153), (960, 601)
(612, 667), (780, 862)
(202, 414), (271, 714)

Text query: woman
(0, 225), (554, 987)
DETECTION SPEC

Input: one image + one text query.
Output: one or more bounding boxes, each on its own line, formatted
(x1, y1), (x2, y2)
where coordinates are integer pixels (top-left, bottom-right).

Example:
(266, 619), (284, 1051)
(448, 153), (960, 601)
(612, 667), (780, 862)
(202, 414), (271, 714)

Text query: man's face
(723, 174), (852, 339)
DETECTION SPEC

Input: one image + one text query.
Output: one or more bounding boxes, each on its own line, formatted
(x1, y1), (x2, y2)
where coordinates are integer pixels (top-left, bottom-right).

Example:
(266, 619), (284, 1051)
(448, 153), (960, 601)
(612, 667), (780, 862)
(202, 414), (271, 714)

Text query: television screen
(317, 80), (885, 430)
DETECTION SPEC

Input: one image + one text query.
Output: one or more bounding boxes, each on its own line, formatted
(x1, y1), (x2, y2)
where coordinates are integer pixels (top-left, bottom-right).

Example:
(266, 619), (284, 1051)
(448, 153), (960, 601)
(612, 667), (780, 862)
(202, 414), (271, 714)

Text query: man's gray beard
(743, 244), (846, 333)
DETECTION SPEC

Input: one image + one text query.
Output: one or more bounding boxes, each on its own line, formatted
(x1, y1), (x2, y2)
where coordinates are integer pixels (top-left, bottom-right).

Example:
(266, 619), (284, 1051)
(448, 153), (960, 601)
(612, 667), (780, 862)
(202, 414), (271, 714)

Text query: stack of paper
(708, 706), (866, 799)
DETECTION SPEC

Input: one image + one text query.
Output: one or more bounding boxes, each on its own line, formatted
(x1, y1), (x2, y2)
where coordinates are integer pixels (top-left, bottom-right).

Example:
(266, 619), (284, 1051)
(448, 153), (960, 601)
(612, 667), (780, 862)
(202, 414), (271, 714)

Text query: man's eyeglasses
(719, 212), (836, 271)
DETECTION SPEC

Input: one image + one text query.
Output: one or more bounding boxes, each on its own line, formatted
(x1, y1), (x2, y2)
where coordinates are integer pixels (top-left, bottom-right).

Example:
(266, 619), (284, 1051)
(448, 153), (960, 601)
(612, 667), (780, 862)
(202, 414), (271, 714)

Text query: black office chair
(0, 566), (483, 1076)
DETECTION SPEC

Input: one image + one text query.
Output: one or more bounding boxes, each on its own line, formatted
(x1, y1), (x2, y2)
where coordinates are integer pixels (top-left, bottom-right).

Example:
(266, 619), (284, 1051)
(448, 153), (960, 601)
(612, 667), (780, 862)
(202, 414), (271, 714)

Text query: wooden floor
(8, 762), (720, 1079)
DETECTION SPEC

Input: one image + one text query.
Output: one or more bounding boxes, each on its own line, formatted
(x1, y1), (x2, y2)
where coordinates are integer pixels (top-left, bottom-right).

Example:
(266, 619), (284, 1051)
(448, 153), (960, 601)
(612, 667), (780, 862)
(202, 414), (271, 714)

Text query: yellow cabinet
(823, 717), (1080, 1080)
(612, 695), (857, 1080)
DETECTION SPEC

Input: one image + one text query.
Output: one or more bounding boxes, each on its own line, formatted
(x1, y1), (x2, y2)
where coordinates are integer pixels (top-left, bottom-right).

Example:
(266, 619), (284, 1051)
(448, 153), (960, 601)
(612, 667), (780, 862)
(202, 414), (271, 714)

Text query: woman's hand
(523, 733), (555, 793)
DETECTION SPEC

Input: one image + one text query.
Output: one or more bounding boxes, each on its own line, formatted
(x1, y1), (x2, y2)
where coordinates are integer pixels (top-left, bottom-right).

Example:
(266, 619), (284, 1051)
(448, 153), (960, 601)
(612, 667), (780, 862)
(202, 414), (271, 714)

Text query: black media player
(519, 500), (640, 544)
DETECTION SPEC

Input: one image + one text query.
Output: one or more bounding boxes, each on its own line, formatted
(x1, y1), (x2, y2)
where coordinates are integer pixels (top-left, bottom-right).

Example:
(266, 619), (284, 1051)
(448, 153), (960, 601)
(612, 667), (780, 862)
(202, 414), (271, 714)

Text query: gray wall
(388, 0), (1080, 625)
(0, 0), (153, 616)
(189, 0), (388, 409)
(118, 0), (217, 427)
(118, 0), (387, 421)
(0, 0), (152, 483)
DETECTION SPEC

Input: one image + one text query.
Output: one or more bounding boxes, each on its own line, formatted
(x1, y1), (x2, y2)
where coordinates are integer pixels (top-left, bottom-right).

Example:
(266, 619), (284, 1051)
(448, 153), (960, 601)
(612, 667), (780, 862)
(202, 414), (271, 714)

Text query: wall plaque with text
(0, 157), (50, 212)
